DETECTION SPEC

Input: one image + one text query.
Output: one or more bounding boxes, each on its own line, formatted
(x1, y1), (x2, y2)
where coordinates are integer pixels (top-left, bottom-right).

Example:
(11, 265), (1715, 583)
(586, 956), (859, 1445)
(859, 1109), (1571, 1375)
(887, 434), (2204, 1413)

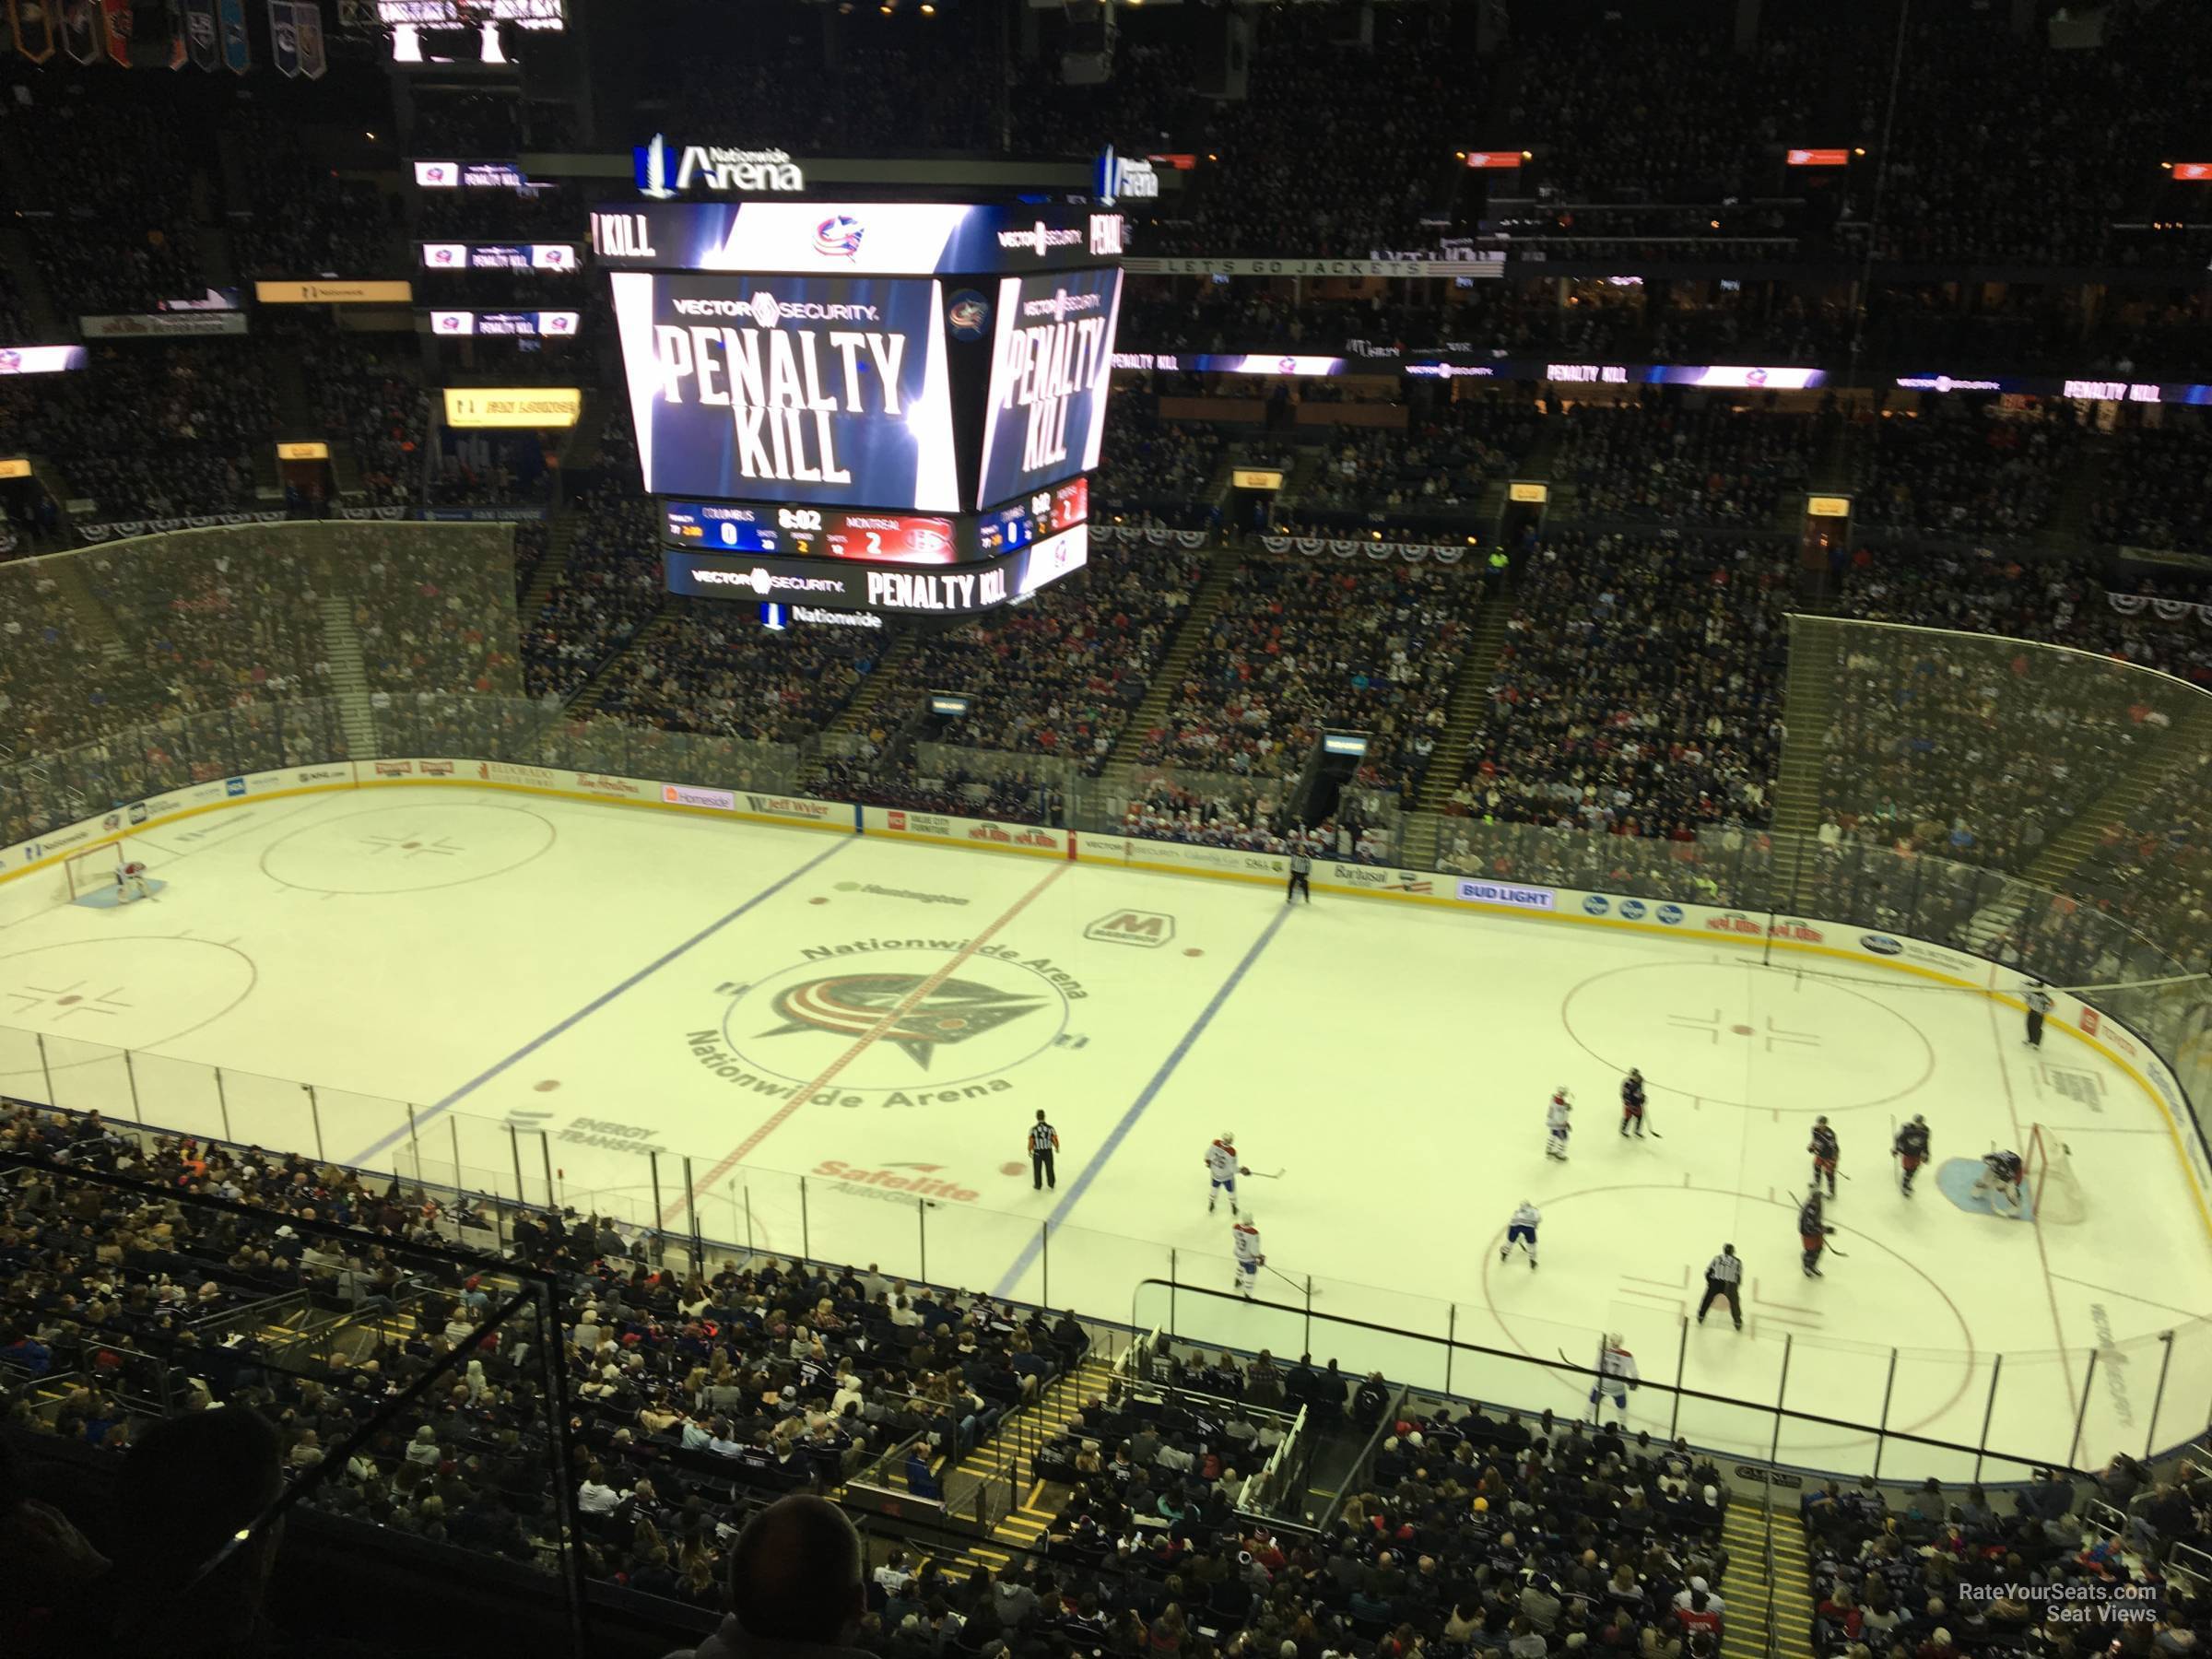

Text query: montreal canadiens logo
(760, 973), (1047, 1069)
(813, 216), (865, 259)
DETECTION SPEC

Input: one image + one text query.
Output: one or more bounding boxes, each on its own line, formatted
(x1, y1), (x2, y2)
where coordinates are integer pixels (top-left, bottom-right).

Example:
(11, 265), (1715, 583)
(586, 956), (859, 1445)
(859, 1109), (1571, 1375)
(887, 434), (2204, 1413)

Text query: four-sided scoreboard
(593, 198), (1125, 620)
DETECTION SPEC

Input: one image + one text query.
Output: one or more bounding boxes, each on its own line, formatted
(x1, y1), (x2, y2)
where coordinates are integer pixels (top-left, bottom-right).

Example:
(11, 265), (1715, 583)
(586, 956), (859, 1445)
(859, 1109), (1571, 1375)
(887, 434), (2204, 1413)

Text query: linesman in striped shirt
(1028, 1110), (1060, 1191)
(1697, 1243), (1743, 1330)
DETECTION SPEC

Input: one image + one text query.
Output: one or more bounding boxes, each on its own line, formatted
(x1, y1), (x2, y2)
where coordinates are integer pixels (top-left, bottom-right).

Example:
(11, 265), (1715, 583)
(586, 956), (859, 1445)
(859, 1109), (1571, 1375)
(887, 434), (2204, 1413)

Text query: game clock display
(662, 500), (959, 565)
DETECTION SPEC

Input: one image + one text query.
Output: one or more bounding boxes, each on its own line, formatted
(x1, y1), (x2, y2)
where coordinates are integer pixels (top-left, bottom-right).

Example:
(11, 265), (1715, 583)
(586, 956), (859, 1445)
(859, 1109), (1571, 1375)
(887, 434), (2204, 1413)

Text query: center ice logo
(690, 942), (1088, 1105)
(759, 972), (1050, 1069)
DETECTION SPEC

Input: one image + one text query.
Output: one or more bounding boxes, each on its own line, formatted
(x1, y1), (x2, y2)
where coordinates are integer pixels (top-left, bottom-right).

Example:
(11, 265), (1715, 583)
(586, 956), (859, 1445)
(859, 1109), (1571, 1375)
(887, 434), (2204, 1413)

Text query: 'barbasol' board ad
(976, 267), (1123, 512)
(610, 270), (959, 512)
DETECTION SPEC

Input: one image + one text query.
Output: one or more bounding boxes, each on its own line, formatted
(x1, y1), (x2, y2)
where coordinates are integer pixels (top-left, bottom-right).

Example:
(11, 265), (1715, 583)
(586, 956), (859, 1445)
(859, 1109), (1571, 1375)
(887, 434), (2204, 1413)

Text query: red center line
(659, 861), (1070, 1230)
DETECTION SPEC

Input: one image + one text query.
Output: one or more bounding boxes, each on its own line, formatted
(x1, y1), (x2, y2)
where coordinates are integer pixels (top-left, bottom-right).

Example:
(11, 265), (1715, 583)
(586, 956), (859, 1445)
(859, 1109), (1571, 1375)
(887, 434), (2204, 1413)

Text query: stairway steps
(315, 594), (381, 761)
(1104, 543), (1245, 772)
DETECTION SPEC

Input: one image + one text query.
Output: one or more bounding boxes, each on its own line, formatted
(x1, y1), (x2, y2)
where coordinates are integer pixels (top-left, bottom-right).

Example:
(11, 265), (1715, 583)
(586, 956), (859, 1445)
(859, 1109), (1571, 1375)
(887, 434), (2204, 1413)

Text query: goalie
(1973, 1149), (2025, 1218)
(113, 859), (154, 904)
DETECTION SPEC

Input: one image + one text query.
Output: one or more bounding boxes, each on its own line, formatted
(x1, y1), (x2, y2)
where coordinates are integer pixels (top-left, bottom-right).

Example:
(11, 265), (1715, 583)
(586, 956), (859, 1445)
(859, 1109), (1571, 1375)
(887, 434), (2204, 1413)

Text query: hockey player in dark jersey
(1798, 1189), (1835, 1277)
(1808, 1117), (1840, 1198)
(1620, 1068), (1647, 1137)
(1892, 1115), (1931, 1196)
(1974, 1148), (2025, 1216)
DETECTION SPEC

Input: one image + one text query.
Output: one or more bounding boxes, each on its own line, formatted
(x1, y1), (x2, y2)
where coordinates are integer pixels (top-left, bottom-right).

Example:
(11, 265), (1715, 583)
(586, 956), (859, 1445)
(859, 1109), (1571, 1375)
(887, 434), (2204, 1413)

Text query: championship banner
(59, 0), (97, 62)
(268, 0), (297, 74)
(8, 0), (57, 62)
(98, 0), (127, 64)
(182, 0), (213, 64)
(294, 0), (321, 76)
(217, 0), (246, 68)
(155, 0), (183, 65)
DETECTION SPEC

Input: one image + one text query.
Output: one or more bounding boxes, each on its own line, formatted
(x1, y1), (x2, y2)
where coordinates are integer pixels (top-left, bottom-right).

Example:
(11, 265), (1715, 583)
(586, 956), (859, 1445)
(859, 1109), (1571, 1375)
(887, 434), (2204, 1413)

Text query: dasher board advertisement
(611, 270), (959, 512)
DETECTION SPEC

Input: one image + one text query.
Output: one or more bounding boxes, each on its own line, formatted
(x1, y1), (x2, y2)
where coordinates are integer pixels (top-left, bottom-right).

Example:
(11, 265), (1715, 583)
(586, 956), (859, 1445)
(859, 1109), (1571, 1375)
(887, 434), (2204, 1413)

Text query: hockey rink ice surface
(4, 784), (2208, 1476)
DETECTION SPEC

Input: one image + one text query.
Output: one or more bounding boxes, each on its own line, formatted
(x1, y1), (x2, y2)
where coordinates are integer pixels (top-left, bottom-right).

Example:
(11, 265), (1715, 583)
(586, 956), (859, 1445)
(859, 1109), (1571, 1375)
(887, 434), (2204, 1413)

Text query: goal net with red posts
(2026, 1124), (2086, 1225)
(63, 843), (146, 906)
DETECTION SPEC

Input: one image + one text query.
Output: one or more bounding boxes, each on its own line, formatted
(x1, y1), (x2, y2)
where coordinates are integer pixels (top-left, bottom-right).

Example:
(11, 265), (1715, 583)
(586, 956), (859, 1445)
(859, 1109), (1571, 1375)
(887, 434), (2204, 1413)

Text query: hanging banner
(98, 0), (127, 64)
(294, 0), (321, 76)
(217, 0), (246, 68)
(59, 0), (98, 61)
(156, 0), (183, 65)
(267, 0), (296, 74)
(182, 0), (214, 65)
(9, 0), (58, 60)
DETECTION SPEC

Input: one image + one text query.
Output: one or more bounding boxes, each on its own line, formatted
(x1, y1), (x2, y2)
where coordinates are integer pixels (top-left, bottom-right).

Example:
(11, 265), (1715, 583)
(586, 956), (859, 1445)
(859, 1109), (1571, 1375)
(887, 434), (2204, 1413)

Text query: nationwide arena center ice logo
(686, 943), (1091, 1105)
(761, 974), (1047, 1068)
(813, 216), (865, 260)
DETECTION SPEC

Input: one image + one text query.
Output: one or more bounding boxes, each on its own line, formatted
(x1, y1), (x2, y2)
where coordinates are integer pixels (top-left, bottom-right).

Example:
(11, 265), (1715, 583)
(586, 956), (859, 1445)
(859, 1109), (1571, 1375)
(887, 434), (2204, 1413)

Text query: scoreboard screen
(666, 523), (1088, 617)
(662, 501), (959, 565)
(976, 478), (1088, 555)
(612, 270), (960, 512)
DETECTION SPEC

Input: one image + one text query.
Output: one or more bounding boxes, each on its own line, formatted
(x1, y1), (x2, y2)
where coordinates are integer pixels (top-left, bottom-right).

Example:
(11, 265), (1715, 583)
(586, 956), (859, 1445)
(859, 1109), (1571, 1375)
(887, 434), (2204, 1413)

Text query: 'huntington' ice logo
(760, 974), (1048, 1068)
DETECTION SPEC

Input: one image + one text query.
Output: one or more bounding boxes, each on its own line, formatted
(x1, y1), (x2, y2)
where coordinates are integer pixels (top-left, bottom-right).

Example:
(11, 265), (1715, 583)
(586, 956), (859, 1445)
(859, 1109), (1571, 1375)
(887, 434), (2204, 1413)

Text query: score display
(663, 478), (1088, 566)
(662, 501), (959, 565)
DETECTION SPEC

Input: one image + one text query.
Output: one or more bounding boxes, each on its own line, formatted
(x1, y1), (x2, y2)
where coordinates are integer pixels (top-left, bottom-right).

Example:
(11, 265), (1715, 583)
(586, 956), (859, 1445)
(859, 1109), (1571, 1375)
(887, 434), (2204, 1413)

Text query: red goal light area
(1786, 147), (1852, 167)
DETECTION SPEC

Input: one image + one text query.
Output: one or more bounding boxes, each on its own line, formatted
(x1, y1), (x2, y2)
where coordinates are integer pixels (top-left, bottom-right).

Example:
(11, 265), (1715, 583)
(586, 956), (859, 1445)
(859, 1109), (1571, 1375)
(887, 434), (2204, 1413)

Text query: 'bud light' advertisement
(611, 270), (959, 512)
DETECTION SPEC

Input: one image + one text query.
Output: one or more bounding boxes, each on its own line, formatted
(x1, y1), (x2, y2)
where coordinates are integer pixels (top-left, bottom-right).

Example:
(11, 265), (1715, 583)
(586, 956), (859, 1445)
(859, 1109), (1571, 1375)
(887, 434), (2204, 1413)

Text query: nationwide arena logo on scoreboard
(635, 134), (806, 199)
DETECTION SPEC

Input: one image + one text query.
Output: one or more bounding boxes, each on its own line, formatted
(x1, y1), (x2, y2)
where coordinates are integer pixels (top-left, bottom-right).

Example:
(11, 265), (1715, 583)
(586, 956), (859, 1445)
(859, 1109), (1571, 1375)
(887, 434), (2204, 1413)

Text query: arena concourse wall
(5, 757), (2207, 1241)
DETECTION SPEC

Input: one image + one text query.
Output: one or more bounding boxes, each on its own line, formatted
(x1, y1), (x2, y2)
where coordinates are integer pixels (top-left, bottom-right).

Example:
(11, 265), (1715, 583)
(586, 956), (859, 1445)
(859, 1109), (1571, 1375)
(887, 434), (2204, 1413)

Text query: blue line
(993, 901), (1293, 1300)
(347, 836), (856, 1165)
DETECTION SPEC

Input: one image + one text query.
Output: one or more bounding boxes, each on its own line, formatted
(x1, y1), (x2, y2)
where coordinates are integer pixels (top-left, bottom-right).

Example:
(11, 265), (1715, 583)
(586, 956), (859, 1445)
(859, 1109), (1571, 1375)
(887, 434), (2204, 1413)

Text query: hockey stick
(1265, 1263), (1318, 1296)
(1244, 1169), (1287, 1180)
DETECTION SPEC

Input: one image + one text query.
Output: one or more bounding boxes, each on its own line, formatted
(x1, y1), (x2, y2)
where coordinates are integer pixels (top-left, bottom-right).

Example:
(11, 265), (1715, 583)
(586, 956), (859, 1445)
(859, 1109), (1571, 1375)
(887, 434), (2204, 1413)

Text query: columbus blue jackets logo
(760, 973), (1047, 1068)
(947, 290), (990, 341)
(813, 216), (865, 260)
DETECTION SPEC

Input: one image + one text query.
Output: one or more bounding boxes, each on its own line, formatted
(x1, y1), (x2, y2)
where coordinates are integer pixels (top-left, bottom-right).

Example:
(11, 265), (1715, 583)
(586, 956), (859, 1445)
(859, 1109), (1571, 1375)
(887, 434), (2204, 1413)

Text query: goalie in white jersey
(1588, 1334), (1638, 1424)
(1499, 1201), (1540, 1269)
(1231, 1214), (1264, 1298)
(1205, 1133), (1249, 1215)
(1545, 1088), (1572, 1161)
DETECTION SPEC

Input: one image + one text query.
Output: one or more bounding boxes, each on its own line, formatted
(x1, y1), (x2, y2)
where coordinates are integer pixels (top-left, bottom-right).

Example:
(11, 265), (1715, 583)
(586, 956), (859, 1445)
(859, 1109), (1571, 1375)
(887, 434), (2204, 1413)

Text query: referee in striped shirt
(1697, 1243), (1743, 1330)
(1028, 1110), (1060, 1191)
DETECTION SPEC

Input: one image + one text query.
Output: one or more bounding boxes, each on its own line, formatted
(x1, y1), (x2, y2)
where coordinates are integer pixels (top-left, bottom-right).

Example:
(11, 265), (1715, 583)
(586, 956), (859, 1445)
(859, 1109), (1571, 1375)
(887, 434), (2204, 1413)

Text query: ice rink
(4, 783), (2208, 1474)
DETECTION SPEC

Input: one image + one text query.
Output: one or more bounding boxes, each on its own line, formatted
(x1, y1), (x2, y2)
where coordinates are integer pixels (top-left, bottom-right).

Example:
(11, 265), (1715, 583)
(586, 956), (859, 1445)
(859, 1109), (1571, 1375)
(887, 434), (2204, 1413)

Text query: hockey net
(63, 842), (135, 904)
(2026, 1124), (2086, 1226)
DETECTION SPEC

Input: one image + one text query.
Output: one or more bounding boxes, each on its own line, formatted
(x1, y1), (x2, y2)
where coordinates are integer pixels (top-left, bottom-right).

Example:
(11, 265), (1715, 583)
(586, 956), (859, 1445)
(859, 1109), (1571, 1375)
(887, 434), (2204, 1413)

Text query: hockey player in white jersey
(1205, 1133), (1250, 1215)
(1545, 1088), (1572, 1161)
(1588, 1334), (1638, 1425)
(1499, 1201), (1540, 1269)
(1231, 1213), (1264, 1298)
